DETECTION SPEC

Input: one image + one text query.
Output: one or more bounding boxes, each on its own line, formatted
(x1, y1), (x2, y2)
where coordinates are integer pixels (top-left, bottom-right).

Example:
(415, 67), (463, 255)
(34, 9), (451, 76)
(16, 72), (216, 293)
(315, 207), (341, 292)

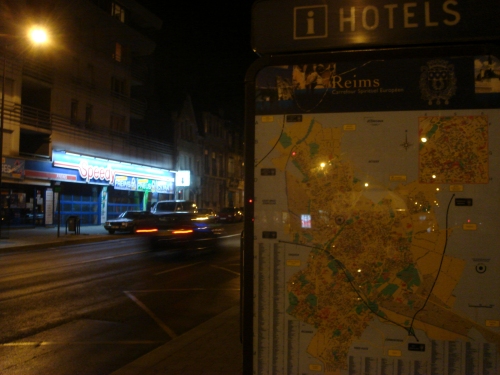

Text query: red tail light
(172, 229), (194, 234)
(136, 228), (158, 233)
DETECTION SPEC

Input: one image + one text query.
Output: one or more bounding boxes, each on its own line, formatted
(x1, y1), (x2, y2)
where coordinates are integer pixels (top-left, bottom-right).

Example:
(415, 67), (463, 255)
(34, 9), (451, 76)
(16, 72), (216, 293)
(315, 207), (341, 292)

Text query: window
(228, 158), (235, 175)
(112, 2), (125, 22)
(113, 42), (122, 62)
(71, 57), (80, 84)
(218, 155), (224, 177)
(110, 114), (126, 132)
(180, 122), (185, 139)
(0, 77), (14, 98)
(204, 150), (209, 174)
(85, 104), (93, 127)
(212, 152), (217, 176)
(111, 76), (126, 97)
(87, 64), (95, 88)
(71, 99), (78, 125)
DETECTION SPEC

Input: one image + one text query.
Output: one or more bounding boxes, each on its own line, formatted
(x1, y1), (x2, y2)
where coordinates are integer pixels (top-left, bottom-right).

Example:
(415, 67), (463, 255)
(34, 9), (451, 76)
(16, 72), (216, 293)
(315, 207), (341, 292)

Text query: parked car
(218, 207), (243, 223)
(104, 211), (158, 234)
(149, 212), (221, 253)
(150, 200), (198, 215)
(197, 208), (219, 223)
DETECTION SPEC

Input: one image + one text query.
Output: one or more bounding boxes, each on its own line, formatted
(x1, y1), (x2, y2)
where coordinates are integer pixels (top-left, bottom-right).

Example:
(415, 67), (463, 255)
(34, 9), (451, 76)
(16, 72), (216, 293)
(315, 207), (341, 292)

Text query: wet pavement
(0, 225), (244, 375)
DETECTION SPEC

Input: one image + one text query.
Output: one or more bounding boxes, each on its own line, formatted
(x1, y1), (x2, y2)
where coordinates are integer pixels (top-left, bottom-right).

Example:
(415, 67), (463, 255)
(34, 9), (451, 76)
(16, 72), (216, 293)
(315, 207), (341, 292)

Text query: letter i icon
(307, 11), (315, 35)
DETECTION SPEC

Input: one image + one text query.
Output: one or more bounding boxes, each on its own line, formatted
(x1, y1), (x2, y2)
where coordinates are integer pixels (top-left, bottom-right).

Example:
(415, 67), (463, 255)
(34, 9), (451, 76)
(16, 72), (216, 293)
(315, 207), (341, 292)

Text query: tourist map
(253, 109), (499, 374)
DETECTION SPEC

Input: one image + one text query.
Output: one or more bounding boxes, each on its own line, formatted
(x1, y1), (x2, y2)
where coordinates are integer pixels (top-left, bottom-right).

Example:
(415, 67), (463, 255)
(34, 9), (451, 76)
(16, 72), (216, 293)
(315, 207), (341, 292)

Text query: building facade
(0, 0), (177, 229)
(0, 0), (245, 230)
(172, 95), (202, 206)
(200, 111), (244, 213)
(170, 96), (245, 214)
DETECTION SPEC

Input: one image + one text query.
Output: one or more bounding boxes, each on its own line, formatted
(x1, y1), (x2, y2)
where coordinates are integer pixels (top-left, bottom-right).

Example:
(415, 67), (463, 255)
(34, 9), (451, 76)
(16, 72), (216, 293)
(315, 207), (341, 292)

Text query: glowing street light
(0, 26), (49, 238)
(29, 27), (49, 44)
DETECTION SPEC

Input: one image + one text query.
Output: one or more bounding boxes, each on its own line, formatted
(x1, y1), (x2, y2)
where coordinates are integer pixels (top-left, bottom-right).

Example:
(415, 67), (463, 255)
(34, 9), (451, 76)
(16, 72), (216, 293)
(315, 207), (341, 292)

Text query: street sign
(252, 0), (500, 54)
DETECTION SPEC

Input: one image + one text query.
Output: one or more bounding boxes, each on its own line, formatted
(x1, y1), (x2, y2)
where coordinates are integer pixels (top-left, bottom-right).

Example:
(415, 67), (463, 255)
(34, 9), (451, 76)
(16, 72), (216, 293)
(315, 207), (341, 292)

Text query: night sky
(137, 0), (258, 127)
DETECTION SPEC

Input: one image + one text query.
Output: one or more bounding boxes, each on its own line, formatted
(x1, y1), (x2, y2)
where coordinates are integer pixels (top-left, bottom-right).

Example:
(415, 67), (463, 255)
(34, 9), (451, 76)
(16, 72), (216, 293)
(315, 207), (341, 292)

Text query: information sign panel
(252, 0), (500, 54)
(244, 45), (500, 375)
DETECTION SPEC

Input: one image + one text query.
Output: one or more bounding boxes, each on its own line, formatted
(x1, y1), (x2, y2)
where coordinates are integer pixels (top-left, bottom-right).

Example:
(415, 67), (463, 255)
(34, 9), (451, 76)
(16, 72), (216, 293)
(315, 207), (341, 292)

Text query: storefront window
(106, 187), (142, 219)
(56, 184), (101, 226)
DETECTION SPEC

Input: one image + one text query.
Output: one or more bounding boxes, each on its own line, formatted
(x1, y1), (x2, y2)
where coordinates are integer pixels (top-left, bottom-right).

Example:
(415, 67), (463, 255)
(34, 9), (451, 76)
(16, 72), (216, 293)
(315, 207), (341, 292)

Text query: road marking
(124, 291), (178, 339)
(1, 341), (164, 346)
(218, 233), (241, 239)
(126, 288), (240, 292)
(154, 261), (204, 276)
(0, 250), (149, 280)
(210, 265), (240, 276)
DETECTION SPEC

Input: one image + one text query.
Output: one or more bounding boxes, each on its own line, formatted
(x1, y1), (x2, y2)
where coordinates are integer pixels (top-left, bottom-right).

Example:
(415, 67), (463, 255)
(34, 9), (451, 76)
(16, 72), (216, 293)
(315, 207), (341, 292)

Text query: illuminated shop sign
(50, 151), (175, 193)
(252, 0), (500, 54)
(114, 176), (136, 190)
(175, 170), (191, 187)
(114, 176), (173, 194)
(1, 157), (25, 179)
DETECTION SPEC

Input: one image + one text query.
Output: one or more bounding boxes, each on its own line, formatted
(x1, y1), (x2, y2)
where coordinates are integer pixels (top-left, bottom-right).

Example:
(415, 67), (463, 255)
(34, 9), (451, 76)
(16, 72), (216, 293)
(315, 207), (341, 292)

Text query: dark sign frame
(243, 41), (500, 374)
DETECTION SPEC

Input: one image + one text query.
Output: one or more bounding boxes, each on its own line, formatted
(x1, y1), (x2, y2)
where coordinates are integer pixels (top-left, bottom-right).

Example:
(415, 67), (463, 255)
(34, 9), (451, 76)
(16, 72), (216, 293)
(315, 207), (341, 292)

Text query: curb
(0, 233), (118, 253)
(109, 305), (242, 375)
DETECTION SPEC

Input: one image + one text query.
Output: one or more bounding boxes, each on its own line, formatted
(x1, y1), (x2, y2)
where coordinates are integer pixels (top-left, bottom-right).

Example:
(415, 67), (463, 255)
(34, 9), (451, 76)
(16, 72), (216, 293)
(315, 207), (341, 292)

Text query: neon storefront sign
(52, 151), (174, 193)
(53, 158), (116, 184)
(78, 160), (116, 183)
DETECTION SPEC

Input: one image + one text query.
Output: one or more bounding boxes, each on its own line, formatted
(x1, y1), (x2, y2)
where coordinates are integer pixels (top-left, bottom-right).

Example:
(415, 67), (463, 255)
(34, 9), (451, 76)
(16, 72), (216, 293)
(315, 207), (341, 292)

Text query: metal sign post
(54, 184), (61, 237)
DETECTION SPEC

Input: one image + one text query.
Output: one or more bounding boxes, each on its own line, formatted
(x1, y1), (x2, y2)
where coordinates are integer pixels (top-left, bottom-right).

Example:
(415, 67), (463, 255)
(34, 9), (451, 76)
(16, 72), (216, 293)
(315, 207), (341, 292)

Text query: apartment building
(0, 0), (176, 228)
(171, 95), (202, 205)
(200, 111), (244, 213)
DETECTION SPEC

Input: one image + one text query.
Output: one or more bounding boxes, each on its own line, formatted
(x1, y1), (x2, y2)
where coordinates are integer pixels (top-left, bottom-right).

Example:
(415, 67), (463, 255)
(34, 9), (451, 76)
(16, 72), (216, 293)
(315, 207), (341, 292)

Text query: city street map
(252, 54), (500, 375)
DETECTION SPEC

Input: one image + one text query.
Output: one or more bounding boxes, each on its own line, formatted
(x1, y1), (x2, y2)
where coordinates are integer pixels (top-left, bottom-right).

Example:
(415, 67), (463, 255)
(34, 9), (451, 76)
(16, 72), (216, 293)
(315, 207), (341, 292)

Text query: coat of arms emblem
(420, 59), (457, 105)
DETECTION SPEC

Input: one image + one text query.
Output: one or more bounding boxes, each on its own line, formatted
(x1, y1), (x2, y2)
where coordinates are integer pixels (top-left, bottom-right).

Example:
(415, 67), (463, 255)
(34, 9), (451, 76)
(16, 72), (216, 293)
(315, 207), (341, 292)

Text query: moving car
(196, 208), (219, 223)
(218, 207), (243, 223)
(104, 211), (158, 234)
(149, 212), (222, 253)
(150, 200), (198, 215)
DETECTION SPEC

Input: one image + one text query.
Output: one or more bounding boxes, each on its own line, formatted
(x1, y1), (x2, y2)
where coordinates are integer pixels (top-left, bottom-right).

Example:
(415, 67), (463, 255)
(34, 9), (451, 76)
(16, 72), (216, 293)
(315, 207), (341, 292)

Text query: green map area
(269, 116), (500, 373)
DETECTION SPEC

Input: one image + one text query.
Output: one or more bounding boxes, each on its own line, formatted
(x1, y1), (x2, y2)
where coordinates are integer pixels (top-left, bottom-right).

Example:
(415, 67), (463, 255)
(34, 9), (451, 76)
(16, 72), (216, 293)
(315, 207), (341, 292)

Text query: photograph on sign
(250, 51), (500, 374)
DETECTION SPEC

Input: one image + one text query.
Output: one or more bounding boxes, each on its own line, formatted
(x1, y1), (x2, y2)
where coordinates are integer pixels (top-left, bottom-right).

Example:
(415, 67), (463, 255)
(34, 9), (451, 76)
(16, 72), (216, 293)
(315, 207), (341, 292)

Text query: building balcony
(130, 98), (147, 118)
(227, 178), (243, 189)
(131, 60), (148, 84)
(1, 103), (53, 132)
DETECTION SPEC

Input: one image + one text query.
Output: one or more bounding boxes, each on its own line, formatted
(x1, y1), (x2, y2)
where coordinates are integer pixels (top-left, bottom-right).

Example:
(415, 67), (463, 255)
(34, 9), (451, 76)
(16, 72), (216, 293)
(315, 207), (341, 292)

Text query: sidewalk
(109, 305), (243, 375)
(0, 224), (111, 251)
(0, 225), (244, 375)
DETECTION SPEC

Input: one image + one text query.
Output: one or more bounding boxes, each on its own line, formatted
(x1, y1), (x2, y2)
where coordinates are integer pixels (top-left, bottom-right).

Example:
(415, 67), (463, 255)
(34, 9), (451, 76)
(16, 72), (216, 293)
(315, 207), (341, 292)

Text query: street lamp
(29, 27), (49, 44)
(0, 26), (49, 238)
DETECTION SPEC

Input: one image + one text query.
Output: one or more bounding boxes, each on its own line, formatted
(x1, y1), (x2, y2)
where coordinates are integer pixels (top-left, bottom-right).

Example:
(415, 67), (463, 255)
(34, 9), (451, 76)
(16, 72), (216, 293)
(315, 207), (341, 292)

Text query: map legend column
(482, 343), (498, 375)
(256, 242), (272, 375)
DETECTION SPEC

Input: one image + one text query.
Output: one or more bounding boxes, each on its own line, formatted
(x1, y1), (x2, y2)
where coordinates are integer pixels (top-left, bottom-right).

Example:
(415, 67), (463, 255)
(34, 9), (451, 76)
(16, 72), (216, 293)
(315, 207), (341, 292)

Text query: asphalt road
(0, 223), (243, 375)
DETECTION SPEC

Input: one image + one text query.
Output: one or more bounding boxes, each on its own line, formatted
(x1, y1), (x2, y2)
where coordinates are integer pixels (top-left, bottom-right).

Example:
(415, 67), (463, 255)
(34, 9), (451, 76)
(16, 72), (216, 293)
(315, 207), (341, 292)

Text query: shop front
(0, 157), (52, 232)
(9, 150), (177, 227)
